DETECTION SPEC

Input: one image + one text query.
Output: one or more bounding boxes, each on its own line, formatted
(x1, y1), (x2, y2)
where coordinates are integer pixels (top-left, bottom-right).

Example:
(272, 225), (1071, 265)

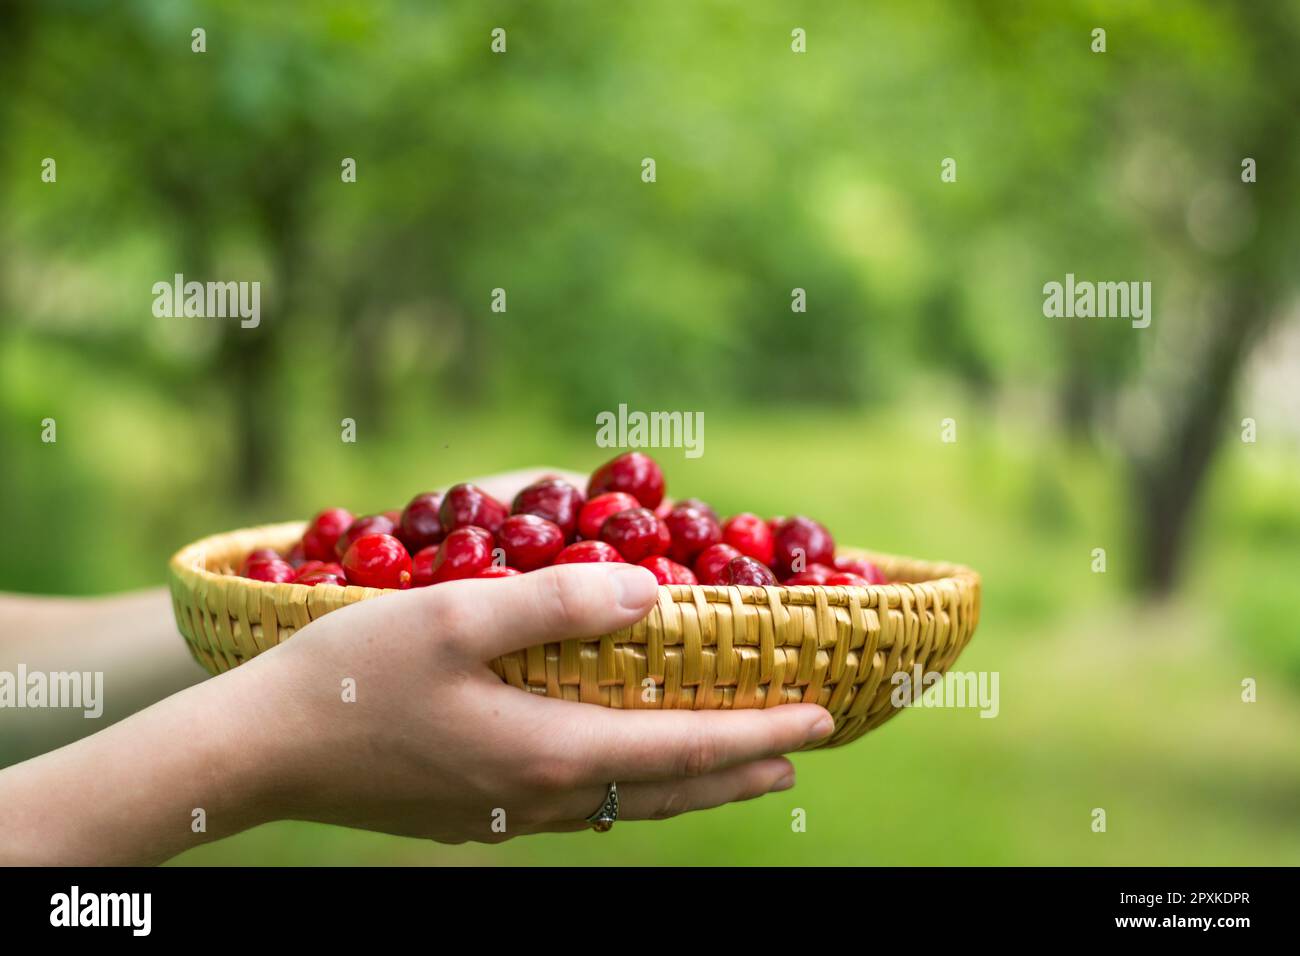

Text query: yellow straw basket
(169, 521), (981, 748)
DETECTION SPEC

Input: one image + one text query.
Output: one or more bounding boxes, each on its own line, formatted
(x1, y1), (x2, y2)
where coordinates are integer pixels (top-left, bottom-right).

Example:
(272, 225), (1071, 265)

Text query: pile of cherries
(237, 452), (886, 591)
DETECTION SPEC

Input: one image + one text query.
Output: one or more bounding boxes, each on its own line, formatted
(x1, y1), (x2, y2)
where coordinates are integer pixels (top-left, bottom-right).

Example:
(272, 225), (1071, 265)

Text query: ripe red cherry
(824, 571), (871, 587)
(638, 556), (699, 586)
(476, 565), (522, 578)
(675, 498), (719, 521)
(302, 508), (355, 561)
(720, 556), (777, 586)
(429, 526), (495, 583)
(512, 479), (585, 541)
(440, 483), (509, 535)
(553, 540), (624, 564)
(772, 516), (835, 578)
(782, 572), (821, 586)
(240, 549), (281, 576)
(587, 452), (665, 509)
(782, 563), (835, 586)
(399, 492), (445, 551)
(664, 506), (722, 565)
(497, 514), (565, 571)
(295, 562), (347, 586)
(286, 542), (307, 568)
(410, 545), (439, 587)
(599, 507), (670, 563)
(244, 558), (296, 583)
(336, 513), (399, 559)
(834, 556), (887, 584)
(578, 492), (640, 540)
(287, 556), (343, 580)
(341, 533), (412, 589)
(722, 512), (775, 567)
(693, 543), (742, 585)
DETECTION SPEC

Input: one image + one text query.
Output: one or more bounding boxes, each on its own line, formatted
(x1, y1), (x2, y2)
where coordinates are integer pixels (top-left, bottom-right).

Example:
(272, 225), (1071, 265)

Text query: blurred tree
(1, 0), (1295, 597)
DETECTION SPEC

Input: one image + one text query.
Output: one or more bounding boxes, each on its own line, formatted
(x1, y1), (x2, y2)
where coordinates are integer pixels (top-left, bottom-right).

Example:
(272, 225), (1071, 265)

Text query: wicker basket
(169, 522), (981, 748)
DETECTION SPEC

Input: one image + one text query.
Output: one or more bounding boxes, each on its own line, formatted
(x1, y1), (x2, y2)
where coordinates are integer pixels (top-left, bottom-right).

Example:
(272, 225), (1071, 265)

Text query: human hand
(233, 561), (833, 842)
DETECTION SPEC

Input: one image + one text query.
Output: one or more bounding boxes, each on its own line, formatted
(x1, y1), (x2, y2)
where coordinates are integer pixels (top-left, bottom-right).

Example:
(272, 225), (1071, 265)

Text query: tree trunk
(1129, 288), (1272, 594)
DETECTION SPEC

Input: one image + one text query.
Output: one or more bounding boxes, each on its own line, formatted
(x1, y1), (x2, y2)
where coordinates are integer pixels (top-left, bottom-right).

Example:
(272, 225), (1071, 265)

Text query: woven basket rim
(169, 520), (980, 604)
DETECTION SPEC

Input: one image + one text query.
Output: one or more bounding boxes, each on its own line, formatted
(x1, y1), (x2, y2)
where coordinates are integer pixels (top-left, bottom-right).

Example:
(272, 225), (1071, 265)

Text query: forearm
(0, 664), (283, 865)
(0, 589), (206, 700)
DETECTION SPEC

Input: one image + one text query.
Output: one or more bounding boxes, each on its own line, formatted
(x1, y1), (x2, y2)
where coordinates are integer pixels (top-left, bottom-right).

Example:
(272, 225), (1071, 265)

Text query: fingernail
(806, 714), (835, 742)
(772, 771), (795, 792)
(611, 563), (658, 611)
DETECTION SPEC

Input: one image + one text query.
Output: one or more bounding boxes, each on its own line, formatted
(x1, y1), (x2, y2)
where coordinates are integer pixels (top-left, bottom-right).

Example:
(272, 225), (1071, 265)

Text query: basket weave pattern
(170, 522), (981, 748)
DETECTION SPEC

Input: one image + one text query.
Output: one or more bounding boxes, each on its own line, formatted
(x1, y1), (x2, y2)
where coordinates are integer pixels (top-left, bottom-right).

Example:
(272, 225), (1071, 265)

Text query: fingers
(518, 695), (834, 785)
(416, 563), (659, 660)
(525, 758), (795, 835)
(608, 757), (794, 822)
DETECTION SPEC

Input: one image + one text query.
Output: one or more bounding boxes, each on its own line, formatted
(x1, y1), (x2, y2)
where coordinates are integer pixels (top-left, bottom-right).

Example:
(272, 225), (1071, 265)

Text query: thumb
(415, 562), (659, 661)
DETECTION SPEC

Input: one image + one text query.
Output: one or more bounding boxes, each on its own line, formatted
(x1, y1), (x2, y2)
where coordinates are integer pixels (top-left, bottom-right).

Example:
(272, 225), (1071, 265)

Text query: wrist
(192, 656), (306, 835)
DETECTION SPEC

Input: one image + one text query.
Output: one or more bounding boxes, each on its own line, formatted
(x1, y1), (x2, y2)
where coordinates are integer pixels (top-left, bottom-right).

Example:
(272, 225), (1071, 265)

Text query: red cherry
(440, 483), (509, 535)
(302, 508), (355, 561)
(286, 542), (307, 568)
(336, 513), (399, 559)
(834, 556), (887, 584)
(677, 498), (718, 520)
(399, 492), (445, 551)
(578, 492), (641, 540)
(244, 558), (296, 583)
(512, 479), (585, 541)
(410, 545), (439, 587)
(781, 563), (835, 585)
(316, 561), (345, 577)
(429, 526), (495, 583)
(772, 516), (835, 578)
(693, 543), (742, 585)
(720, 556), (777, 586)
(553, 540), (624, 564)
(722, 512), (775, 567)
(475, 565), (522, 578)
(295, 566), (348, 586)
(240, 549), (281, 576)
(599, 507), (670, 563)
(587, 452), (665, 509)
(824, 571), (871, 587)
(783, 572), (822, 586)
(497, 514), (565, 571)
(638, 556), (699, 586)
(664, 506), (722, 565)
(341, 533), (413, 589)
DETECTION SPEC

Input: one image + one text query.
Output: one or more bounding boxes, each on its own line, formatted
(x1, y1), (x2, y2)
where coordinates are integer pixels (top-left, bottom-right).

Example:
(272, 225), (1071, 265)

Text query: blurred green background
(2, 0), (1299, 864)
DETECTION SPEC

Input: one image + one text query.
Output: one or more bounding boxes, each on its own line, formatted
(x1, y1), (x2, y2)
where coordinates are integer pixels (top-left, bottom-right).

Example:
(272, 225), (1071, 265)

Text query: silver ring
(585, 781), (619, 832)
